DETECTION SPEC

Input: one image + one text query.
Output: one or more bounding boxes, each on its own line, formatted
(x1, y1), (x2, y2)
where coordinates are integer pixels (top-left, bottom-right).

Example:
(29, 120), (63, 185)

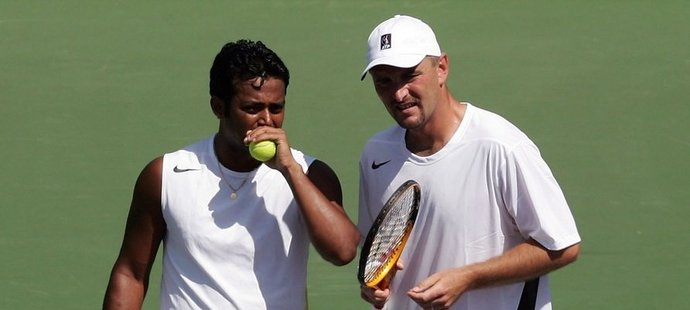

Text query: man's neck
(213, 134), (261, 172)
(406, 99), (466, 156)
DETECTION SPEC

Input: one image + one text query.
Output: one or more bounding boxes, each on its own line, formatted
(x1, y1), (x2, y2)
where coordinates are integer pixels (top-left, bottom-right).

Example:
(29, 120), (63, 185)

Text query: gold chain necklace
(216, 159), (249, 200)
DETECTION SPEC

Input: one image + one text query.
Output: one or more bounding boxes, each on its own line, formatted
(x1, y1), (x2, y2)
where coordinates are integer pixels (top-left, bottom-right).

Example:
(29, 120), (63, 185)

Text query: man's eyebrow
(240, 99), (285, 105)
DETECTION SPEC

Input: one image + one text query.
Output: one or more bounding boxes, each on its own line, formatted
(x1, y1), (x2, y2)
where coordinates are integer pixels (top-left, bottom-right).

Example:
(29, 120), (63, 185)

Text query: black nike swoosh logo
(173, 166), (200, 173)
(371, 160), (391, 170)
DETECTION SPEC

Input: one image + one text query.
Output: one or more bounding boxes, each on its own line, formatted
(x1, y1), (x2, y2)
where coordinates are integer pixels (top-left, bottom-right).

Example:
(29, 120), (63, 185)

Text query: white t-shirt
(358, 103), (580, 310)
(160, 135), (313, 309)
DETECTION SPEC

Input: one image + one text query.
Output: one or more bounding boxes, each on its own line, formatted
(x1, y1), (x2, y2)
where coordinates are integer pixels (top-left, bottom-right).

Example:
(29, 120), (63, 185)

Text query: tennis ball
(249, 140), (276, 162)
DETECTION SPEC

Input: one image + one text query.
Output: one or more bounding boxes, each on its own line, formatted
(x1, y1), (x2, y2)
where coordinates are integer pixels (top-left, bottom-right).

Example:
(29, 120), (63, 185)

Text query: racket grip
(378, 277), (391, 290)
(376, 272), (393, 290)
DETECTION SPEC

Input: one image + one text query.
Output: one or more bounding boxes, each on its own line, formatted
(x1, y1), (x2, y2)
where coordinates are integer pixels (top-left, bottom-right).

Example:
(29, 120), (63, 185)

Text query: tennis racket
(358, 180), (421, 289)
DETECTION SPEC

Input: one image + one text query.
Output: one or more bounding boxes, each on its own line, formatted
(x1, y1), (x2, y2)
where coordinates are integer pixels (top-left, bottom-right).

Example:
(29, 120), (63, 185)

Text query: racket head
(358, 180), (420, 289)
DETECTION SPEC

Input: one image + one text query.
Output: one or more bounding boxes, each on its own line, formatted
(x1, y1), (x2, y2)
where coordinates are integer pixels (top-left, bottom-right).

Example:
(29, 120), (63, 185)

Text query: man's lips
(395, 101), (417, 110)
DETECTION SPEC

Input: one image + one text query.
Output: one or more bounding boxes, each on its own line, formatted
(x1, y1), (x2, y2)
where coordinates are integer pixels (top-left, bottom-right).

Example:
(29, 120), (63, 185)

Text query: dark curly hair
(209, 39), (290, 102)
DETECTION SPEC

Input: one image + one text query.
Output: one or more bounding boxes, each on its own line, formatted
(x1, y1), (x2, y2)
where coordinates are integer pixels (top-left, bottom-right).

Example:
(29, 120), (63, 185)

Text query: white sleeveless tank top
(160, 135), (313, 309)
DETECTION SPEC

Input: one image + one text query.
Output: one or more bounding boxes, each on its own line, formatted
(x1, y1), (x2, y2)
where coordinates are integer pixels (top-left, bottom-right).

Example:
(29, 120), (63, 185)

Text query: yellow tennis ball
(249, 140), (276, 162)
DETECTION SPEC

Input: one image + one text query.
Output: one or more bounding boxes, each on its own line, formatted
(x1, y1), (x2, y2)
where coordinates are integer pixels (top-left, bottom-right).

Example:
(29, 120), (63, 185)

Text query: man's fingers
(410, 273), (439, 294)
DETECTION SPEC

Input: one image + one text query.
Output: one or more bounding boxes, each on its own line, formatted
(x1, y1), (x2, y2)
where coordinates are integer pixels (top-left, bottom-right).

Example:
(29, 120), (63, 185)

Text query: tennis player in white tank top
(104, 39), (360, 310)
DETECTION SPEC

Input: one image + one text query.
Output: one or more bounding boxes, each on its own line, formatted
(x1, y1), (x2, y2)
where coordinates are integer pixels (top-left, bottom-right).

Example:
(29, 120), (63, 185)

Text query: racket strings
(363, 188), (416, 281)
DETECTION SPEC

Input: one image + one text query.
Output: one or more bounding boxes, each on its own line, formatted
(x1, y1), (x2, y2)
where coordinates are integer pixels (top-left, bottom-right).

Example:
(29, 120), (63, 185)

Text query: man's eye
(403, 73), (419, 82)
(242, 106), (261, 114)
(269, 104), (284, 114)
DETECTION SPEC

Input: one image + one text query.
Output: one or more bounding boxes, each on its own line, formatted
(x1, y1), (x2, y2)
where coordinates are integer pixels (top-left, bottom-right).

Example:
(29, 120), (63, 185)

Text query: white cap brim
(360, 54), (427, 80)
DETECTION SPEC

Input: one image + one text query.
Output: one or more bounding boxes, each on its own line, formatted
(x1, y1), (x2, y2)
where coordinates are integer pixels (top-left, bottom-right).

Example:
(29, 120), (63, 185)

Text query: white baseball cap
(361, 15), (442, 80)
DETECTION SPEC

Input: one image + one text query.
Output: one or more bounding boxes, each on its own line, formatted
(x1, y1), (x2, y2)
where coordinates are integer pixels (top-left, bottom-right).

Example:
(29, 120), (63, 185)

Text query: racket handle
(377, 273), (392, 290)
(379, 277), (390, 290)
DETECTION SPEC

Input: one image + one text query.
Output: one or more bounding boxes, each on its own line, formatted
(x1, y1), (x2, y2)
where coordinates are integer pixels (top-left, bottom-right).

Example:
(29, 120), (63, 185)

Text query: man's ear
(210, 96), (224, 119)
(437, 53), (449, 86)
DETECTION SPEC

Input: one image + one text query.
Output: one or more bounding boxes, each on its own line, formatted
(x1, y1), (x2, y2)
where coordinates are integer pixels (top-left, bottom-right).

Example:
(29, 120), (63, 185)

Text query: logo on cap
(380, 34), (391, 50)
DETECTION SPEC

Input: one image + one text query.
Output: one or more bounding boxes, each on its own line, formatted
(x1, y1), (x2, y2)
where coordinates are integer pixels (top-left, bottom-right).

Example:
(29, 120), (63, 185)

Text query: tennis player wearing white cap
(357, 15), (581, 310)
